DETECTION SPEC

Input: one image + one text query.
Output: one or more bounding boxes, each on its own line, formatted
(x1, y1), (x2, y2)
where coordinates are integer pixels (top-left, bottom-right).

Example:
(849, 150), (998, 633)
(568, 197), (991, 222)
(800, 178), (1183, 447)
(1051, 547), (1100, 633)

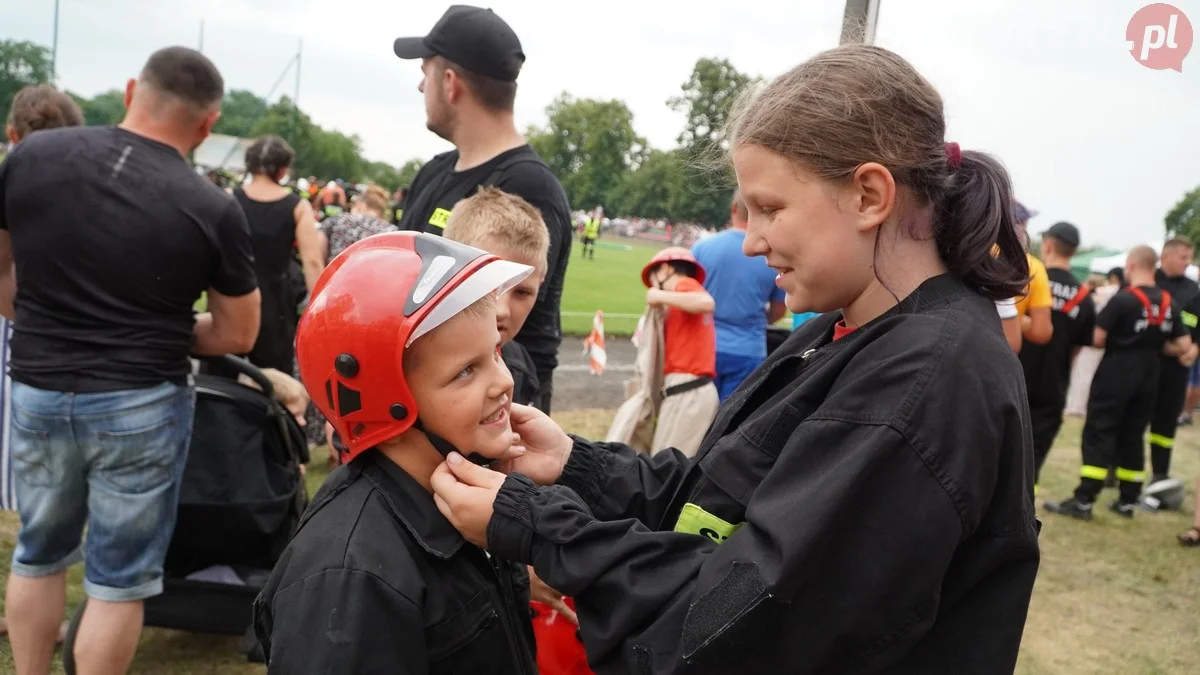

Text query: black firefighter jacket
(487, 273), (1041, 675)
(253, 451), (537, 674)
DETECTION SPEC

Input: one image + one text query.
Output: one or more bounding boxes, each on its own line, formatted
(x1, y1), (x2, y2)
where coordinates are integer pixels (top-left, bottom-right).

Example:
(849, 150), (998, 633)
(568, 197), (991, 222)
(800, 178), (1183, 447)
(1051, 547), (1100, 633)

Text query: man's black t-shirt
(398, 145), (572, 376)
(0, 126), (257, 392)
(1020, 267), (1097, 406)
(1097, 285), (1186, 352)
(1156, 269), (1200, 347)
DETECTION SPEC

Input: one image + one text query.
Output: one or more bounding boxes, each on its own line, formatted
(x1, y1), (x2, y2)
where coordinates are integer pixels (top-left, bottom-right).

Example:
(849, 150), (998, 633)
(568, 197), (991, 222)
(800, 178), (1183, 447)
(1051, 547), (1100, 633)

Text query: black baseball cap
(1042, 221), (1081, 249)
(393, 5), (525, 83)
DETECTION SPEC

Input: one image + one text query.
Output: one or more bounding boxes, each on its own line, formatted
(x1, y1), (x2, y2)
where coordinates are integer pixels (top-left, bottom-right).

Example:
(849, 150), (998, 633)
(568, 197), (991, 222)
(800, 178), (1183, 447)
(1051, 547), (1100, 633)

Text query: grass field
(0, 413), (1199, 673)
(558, 237), (668, 337)
(198, 237), (668, 337)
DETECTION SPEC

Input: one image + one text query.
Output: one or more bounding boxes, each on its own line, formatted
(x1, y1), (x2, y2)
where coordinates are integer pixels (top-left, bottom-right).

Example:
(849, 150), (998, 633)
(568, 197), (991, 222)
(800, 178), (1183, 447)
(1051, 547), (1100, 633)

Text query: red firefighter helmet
(297, 232), (532, 464)
(640, 246), (706, 288)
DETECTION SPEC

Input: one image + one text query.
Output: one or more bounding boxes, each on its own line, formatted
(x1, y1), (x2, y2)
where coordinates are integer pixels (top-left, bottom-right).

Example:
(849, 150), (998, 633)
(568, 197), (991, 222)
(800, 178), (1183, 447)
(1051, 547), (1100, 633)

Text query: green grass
(559, 237), (667, 336)
(7, 410), (1198, 673)
(197, 237), (662, 337)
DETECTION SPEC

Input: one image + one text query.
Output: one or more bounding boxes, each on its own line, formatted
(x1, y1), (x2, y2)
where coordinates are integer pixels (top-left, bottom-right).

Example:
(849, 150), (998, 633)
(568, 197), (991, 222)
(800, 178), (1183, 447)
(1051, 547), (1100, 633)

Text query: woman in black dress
(232, 135), (322, 372)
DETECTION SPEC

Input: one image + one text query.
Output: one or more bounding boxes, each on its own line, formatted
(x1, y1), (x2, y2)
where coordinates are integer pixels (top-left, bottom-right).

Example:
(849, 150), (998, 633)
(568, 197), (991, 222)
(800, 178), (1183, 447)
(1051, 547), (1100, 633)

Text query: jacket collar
(356, 450), (467, 560)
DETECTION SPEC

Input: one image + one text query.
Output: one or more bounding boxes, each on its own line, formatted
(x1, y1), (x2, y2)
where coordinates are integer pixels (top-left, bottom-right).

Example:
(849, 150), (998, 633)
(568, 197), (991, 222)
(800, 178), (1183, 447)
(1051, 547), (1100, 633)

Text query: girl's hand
(431, 452), (506, 548)
(494, 404), (573, 486)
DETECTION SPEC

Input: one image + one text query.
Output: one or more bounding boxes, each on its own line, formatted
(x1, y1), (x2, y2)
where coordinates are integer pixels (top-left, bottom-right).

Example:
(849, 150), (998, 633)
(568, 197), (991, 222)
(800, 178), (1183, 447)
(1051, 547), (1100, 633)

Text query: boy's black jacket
(487, 273), (1041, 675)
(253, 451), (536, 674)
(502, 340), (541, 407)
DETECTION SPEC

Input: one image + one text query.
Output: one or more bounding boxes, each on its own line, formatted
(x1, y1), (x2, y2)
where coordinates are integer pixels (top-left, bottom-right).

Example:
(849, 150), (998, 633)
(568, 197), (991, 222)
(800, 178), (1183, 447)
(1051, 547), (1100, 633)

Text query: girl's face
(734, 144), (883, 316)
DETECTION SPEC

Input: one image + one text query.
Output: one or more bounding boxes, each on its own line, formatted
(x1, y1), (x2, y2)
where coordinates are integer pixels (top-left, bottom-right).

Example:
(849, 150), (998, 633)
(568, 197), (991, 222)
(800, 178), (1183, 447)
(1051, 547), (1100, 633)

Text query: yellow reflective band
(428, 208), (451, 229)
(1116, 468), (1146, 483)
(1183, 311), (1199, 328)
(1033, 483), (1039, 497)
(673, 503), (744, 546)
(1080, 465), (1109, 481)
(1148, 433), (1174, 449)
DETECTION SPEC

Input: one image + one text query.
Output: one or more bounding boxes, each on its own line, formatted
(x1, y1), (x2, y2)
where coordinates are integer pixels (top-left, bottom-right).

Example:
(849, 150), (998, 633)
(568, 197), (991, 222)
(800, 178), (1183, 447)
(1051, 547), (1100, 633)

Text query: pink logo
(1127, 3), (1193, 72)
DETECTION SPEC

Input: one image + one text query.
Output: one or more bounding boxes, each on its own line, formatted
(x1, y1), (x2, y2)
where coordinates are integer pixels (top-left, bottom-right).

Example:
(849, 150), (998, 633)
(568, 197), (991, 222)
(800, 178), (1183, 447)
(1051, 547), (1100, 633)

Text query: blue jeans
(9, 380), (195, 602)
(715, 352), (764, 402)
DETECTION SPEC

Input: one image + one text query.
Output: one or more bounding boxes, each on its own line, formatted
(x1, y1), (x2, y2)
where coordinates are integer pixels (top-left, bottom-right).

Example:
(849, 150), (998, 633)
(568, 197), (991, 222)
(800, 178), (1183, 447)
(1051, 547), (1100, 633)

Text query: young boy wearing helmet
(642, 247), (719, 457)
(443, 187), (548, 407)
(252, 232), (538, 673)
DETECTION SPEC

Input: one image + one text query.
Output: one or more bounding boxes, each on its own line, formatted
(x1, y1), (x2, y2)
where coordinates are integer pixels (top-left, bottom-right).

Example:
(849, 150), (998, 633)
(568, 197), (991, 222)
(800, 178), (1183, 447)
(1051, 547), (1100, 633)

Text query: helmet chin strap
(413, 418), (493, 467)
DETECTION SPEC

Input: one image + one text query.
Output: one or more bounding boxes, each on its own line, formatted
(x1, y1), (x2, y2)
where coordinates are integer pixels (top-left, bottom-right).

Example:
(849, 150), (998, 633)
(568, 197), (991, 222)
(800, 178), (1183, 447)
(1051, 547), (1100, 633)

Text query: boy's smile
(407, 303), (516, 461)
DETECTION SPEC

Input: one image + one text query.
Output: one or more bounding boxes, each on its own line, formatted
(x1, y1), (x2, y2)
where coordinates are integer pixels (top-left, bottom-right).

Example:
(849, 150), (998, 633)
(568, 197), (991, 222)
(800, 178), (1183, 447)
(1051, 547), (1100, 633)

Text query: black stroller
(63, 356), (309, 672)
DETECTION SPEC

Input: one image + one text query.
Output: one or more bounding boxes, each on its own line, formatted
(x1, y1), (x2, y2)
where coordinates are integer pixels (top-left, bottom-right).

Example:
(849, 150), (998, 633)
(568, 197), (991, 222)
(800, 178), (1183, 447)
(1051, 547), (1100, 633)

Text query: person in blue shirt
(793, 311), (819, 329)
(692, 191), (788, 400)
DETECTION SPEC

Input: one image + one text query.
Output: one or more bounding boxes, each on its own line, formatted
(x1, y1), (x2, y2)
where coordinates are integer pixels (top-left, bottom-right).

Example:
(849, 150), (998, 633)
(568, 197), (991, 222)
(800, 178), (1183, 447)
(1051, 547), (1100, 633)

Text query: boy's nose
(492, 355), (515, 395)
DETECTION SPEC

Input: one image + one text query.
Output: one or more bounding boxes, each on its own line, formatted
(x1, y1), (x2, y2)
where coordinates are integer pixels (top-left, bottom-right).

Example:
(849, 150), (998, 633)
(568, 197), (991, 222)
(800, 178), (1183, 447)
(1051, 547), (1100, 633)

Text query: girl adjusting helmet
(296, 231), (532, 464)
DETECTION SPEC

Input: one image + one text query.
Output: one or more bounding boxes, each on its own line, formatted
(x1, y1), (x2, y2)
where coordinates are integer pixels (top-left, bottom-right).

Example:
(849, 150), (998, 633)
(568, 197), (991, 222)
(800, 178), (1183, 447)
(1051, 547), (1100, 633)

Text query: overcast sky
(3, 0), (1197, 248)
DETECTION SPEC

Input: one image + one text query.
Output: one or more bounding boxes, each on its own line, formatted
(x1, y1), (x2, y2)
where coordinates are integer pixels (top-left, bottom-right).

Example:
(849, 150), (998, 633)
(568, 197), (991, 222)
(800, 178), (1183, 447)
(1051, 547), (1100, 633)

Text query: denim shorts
(9, 380), (195, 602)
(1190, 361), (1200, 388)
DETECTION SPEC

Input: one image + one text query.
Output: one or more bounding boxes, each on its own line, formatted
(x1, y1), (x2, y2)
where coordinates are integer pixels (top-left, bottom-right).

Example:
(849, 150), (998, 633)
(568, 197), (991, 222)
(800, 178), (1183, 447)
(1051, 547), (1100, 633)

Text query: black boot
(1045, 497), (1095, 521)
(1109, 500), (1136, 519)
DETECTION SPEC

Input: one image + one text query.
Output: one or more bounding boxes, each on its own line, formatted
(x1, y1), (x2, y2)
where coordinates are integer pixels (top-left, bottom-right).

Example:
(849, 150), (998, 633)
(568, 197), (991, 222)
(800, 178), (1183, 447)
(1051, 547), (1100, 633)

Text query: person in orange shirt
(1013, 201), (1053, 345)
(641, 248), (720, 457)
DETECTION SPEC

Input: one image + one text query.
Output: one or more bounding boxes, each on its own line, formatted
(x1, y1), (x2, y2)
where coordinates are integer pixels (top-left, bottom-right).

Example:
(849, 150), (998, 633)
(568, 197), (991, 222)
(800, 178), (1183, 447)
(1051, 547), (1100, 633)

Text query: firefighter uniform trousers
(1030, 397), (1065, 482)
(1148, 355), (1188, 478)
(1077, 350), (1158, 503)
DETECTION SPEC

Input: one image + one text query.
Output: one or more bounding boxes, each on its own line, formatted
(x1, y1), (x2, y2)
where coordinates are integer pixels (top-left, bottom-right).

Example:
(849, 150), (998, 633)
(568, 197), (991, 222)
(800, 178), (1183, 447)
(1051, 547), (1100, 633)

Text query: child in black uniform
(1046, 245), (1193, 520)
(429, 45), (1040, 674)
(1018, 221), (1096, 491)
(443, 187), (548, 407)
(253, 232), (539, 673)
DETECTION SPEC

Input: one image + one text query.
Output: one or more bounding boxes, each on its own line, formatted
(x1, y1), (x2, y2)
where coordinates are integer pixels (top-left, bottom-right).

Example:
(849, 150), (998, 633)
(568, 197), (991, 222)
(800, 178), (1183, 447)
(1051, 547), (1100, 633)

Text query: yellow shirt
(1015, 254), (1053, 318)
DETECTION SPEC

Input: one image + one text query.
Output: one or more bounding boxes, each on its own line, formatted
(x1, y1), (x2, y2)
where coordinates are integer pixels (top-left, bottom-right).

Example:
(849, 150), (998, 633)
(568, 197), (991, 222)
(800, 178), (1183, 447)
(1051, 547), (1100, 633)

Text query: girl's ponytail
(936, 149), (1030, 300)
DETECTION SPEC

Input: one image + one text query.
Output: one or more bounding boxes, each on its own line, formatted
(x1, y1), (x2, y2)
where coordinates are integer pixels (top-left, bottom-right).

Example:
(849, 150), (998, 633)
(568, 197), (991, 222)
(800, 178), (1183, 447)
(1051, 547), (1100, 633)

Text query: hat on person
(1014, 200), (1038, 224)
(1042, 221), (1081, 249)
(393, 5), (525, 82)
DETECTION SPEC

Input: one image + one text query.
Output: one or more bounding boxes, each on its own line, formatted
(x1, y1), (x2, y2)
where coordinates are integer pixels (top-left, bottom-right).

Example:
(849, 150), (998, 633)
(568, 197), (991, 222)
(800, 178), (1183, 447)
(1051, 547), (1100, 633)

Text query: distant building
(193, 133), (255, 172)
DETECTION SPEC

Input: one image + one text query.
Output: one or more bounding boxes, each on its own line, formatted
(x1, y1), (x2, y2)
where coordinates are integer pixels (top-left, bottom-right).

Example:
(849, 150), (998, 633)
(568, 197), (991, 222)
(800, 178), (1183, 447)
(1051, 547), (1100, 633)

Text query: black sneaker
(1045, 497), (1094, 521)
(1109, 500), (1137, 518)
(1178, 414), (1193, 426)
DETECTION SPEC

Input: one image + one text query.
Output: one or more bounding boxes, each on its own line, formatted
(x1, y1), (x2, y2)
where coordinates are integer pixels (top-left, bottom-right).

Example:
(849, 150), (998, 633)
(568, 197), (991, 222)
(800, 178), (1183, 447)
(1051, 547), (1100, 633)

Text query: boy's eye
(455, 365), (475, 380)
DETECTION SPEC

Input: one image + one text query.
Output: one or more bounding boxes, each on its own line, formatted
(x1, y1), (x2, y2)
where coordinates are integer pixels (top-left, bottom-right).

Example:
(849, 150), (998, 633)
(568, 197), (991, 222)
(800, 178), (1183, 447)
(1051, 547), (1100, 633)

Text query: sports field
(558, 237), (668, 337)
(197, 237), (669, 337)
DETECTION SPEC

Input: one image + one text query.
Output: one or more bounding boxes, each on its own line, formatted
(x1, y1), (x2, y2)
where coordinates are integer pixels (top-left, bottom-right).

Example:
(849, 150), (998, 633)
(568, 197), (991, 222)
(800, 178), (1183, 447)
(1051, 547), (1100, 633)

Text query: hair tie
(945, 141), (962, 171)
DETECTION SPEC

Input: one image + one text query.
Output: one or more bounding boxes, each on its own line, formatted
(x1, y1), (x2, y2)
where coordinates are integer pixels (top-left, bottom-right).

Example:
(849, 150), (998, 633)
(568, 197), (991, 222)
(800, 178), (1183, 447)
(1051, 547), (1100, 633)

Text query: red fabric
(532, 599), (593, 675)
(662, 276), (717, 377)
(832, 320), (857, 341)
(945, 141), (962, 170)
(1128, 286), (1170, 326)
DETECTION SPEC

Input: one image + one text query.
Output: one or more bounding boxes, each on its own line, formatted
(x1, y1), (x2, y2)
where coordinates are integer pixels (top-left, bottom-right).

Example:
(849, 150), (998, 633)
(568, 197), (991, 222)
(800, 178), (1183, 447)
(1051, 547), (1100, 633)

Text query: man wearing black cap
(1019, 221), (1096, 490)
(393, 5), (572, 414)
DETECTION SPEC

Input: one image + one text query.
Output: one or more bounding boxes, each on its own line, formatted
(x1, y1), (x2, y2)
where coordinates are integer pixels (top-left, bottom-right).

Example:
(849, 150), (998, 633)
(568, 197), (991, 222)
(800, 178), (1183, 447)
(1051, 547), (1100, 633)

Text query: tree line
(0, 39), (422, 191)
(3, 38), (766, 226)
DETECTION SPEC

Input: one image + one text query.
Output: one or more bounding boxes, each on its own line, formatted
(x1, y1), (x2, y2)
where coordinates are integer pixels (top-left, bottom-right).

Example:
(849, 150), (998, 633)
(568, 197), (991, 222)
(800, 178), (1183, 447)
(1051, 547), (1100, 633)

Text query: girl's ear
(849, 162), (896, 235)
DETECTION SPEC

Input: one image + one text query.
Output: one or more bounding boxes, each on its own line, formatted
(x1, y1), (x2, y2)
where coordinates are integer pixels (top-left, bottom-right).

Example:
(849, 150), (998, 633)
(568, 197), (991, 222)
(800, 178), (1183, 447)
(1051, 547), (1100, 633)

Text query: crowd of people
(0, 3), (1194, 675)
